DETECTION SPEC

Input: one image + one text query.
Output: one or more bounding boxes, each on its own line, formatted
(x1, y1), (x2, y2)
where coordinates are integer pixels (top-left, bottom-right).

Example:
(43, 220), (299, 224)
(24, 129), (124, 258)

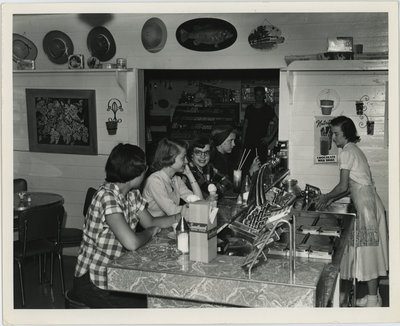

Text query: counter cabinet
(106, 202), (355, 308)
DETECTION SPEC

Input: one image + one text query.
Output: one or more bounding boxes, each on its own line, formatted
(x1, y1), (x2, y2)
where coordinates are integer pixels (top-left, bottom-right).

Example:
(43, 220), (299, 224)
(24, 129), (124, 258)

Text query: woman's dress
(339, 143), (389, 281)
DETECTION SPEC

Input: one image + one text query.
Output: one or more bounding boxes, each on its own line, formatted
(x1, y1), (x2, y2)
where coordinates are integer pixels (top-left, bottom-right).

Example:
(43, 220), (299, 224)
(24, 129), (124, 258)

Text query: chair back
(14, 178), (28, 193)
(18, 202), (64, 246)
(83, 187), (97, 217)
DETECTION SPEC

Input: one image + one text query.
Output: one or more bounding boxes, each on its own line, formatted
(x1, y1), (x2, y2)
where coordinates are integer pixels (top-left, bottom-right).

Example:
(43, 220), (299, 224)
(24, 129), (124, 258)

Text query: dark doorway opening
(143, 69), (280, 165)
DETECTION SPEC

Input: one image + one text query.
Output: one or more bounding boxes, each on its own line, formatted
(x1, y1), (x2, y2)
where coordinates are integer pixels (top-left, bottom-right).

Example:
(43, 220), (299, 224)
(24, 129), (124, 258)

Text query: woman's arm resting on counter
(315, 168), (350, 210)
(106, 213), (160, 251)
(138, 208), (180, 229)
(183, 164), (204, 200)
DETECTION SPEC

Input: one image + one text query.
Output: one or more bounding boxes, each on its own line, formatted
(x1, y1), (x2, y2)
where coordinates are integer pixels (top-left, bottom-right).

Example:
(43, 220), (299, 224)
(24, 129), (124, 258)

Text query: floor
(13, 255), (389, 309)
(14, 254), (77, 309)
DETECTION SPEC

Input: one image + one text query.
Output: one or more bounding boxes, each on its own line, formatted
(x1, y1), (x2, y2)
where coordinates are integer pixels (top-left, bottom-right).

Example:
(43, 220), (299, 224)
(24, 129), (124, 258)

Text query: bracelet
(190, 180), (197, 185)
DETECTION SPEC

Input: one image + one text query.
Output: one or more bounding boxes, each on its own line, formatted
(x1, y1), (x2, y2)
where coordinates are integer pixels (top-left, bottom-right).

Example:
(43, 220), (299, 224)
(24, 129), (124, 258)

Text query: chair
(58, 187), (96, 250)
(63, 187), (97, 308)
(14, 178), (28, 230)
(14, 178), (28, 193)
(14, 202), (65, 306)
(64, 289), (90, 309)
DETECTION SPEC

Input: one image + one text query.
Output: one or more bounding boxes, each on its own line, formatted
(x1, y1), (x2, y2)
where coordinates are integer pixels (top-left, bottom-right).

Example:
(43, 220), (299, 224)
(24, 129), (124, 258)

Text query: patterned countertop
(107, 231), (329, 307)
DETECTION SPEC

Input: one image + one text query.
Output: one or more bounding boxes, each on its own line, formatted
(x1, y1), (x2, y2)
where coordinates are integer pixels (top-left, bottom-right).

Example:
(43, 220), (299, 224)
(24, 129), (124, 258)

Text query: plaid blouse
(74, 182), (146, 289)
(184, 161), (232, 197)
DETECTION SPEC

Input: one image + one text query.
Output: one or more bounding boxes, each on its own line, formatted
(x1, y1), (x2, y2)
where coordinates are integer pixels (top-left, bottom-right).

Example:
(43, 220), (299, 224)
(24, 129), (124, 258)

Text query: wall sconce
(105, 98), (123, 135)
(355, 95), (374, 135)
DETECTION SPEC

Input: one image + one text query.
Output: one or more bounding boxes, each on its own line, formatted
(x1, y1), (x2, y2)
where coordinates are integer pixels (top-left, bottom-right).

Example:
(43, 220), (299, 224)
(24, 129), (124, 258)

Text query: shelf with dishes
(170, 103), (240, 141)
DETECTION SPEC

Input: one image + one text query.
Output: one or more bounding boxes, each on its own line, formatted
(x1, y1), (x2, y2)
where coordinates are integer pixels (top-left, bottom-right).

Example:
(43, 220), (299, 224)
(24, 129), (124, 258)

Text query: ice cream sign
(314, 116), (338, 164)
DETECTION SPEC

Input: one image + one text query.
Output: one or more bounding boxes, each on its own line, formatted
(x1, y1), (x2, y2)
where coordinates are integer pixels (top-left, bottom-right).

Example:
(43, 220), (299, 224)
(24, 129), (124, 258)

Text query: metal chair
(14, 178), (28, 230)
(14, 178), (27, 193)
(58, 187), (96, 250)
(14, 202), (65, 306)
(63, 188), (97, 308)
(64, 289), (90, 309)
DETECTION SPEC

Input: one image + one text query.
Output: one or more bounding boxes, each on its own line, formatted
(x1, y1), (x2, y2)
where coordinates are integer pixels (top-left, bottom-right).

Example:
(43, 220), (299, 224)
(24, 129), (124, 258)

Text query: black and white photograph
(2, 1), (399, 325)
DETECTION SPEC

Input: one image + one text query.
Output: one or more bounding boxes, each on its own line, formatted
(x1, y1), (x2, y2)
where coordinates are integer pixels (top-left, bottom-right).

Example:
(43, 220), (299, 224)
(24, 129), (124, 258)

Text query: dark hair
(151, 138), (188, 171)
(210, 125), (235, 147)
(105, 143), (147, 183)
(188, 136), (210, 158)
(254, 86), (265, 94)
(330, 116), (361, 143)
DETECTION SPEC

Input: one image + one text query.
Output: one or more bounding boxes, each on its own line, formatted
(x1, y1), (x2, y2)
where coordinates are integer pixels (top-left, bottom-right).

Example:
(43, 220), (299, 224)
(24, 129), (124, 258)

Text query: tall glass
(233, 169), (242, 193)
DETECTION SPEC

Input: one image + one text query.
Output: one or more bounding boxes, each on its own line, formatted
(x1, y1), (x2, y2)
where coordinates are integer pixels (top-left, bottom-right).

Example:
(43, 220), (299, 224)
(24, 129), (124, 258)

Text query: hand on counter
(149, 226), (161, 237)
(315, 194), (333, 211)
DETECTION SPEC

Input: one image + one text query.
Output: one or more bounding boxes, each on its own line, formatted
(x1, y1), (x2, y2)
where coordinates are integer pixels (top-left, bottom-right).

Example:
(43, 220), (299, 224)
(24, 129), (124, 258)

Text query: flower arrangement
(35, 97), (89, 145)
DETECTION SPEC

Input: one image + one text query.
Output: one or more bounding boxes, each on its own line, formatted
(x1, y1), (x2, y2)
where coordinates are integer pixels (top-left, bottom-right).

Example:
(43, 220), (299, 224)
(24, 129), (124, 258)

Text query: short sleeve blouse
(74, 182), (146, 289)
(339, 142), (373, 186)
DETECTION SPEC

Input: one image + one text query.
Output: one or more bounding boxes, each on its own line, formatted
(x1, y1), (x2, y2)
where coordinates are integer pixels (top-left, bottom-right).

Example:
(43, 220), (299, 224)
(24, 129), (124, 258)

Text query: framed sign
(314, 116), (338, 164)
(26, 89), (98, 155)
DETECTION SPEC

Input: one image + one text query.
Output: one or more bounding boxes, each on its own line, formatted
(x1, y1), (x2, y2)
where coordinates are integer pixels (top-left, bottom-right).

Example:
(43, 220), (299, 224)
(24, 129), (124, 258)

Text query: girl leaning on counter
(315, 116), (389, 307)
(142, 138), (204, 217)
(183, 136), (233, 198)
(71, 143), (180, 308)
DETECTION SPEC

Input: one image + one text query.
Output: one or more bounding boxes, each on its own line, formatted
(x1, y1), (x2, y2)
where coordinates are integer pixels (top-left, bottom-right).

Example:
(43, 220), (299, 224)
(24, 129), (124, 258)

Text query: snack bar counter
(107, 172), (355, 308)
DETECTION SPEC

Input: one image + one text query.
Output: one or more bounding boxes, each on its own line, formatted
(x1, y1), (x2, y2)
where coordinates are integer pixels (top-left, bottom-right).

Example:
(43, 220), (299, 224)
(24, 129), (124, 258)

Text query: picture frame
(26, 89), (98, 155)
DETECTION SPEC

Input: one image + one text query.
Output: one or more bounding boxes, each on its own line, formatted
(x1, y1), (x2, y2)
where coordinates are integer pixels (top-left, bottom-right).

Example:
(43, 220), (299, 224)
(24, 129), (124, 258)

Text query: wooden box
(187, 200), (218, 263)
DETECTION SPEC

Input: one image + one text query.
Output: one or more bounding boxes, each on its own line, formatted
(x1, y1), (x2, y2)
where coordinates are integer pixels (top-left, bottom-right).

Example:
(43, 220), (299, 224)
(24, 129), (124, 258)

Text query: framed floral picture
(26, 89), (98, 155)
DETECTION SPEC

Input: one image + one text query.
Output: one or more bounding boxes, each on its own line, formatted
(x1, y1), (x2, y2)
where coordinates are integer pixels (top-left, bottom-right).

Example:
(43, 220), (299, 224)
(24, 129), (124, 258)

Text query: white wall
(13, 12), (388, 70)
(279, 68), (388, 210)
(13, 70), (139, 254)
(12, 12), (389, 254)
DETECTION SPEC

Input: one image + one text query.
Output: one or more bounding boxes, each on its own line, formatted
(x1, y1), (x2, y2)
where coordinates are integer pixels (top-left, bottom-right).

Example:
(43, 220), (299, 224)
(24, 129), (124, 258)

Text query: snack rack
(241, 206), (295, 281)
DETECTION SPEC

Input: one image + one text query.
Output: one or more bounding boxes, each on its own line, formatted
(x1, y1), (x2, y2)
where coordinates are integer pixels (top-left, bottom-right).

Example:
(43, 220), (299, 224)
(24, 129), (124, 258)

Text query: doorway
(142, 69), (280, 165)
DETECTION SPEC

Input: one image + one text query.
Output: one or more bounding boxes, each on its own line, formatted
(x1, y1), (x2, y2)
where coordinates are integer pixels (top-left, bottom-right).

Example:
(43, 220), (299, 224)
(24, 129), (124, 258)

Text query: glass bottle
(176, 216), (190, 254)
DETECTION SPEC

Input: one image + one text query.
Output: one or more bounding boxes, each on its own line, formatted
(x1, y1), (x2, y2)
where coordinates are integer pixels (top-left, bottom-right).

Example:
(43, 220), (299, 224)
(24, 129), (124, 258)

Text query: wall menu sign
(314, 116), (338, 164)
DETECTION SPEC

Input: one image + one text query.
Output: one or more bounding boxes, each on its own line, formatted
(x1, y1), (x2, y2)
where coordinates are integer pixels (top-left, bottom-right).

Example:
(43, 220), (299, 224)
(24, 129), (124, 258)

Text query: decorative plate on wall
(248, 21), (285, 50)
(176, 18), (237, 52)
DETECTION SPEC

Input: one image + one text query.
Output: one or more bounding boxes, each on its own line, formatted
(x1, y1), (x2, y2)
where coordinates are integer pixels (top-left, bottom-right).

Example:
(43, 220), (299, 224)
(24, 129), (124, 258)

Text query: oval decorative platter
(176, 18), (237, 52)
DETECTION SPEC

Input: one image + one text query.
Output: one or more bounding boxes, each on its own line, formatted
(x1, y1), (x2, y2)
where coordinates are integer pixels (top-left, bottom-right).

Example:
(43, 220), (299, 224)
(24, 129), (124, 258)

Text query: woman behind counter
(184, 136), (232, 198)
(72, 143), (180, 308)
(142, 138), (204, 217)
(315, 116), (388, 307)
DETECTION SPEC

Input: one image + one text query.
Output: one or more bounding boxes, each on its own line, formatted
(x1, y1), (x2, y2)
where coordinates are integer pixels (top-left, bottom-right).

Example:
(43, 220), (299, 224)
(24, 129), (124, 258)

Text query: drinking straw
(237, 149), (248, 170)
(239, 149), (251, 170)
(255, 148), (258, 157)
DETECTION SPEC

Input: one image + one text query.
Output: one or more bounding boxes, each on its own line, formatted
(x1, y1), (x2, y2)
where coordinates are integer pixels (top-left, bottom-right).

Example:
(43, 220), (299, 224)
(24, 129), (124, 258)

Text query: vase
(320, 99), (334, 115)
(106, 120), (118, 135)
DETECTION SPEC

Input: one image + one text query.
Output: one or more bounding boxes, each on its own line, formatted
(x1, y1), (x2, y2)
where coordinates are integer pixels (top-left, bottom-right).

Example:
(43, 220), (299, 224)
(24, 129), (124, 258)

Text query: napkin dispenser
(187, 200), (218, 263)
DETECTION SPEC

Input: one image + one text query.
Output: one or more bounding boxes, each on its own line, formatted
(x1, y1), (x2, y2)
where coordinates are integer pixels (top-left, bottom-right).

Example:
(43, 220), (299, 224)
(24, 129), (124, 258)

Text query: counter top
(107, 232), (328, 307)
(107, 189), (355, 308)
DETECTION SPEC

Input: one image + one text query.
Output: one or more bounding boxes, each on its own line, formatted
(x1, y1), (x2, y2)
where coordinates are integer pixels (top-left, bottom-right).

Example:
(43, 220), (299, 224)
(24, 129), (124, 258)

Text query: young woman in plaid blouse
(71, 143), (180, 308)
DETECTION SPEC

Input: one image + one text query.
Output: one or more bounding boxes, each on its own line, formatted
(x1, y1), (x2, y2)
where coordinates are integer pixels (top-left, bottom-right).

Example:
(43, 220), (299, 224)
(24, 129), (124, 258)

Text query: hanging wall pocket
(248, 19), (285, 50)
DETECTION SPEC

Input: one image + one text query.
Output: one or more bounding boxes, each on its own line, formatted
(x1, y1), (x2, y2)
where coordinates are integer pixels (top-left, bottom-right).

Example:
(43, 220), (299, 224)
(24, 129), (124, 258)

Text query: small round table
(14, 192), (64, 232)
(14, 192), (64, 212)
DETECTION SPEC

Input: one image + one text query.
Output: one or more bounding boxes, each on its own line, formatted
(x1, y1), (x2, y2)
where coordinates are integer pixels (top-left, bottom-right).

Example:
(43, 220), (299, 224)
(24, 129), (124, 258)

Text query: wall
(279, 67), (388, 210)
(13, 12), (388, 71)
(12, 12), (389, 254)
(13, 70), (139, 254)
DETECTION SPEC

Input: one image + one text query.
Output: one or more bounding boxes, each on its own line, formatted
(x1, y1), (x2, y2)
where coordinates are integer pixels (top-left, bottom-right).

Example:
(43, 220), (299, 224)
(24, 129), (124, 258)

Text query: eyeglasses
(193, 149), (210, 157)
